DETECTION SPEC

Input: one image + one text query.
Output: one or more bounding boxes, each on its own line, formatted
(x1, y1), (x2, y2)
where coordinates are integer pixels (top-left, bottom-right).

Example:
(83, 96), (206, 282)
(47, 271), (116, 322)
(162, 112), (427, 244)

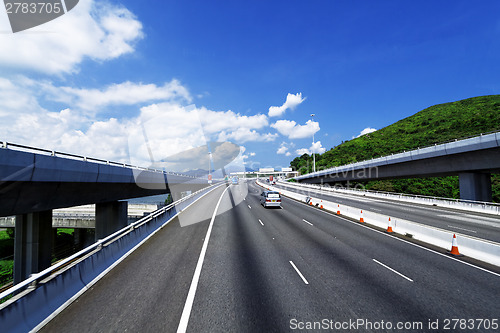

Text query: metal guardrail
(290, 181), (500, 206)
(278, 181), (500, 215)
(296, 130), (500, 180)
(0, 182), (217, 302)
(0, 140), (196, 179)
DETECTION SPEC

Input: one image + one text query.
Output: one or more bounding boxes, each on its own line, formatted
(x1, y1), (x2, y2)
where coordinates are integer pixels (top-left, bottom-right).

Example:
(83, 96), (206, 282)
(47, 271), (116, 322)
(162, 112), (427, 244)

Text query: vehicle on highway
(260, 191), (281, 208)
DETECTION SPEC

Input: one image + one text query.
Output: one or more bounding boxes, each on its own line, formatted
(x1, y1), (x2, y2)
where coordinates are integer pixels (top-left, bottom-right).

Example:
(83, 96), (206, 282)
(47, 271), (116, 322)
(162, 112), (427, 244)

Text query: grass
(0, 260), (14, 286)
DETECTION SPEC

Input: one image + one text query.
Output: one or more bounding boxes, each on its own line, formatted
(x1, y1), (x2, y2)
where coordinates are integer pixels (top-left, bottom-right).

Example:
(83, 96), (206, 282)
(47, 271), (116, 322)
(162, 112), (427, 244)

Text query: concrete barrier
(256, 181), (500, 267)
(278, 180), (500, 216)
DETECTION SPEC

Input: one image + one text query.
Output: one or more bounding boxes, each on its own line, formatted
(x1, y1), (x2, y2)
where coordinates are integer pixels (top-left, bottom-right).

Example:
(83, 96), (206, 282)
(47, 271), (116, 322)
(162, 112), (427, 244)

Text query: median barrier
(256, 181), (500, 267)
(278, 181), (500, 216)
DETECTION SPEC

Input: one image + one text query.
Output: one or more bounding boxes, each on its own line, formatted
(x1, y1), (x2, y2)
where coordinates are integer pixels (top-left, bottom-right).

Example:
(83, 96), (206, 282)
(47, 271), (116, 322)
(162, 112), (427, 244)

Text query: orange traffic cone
(386, 217), (394, 233)
(320, 200), (324, 209)
(359, 210), (364, 223)
(448, 234), (462, 256)
(337, 205), (340, 215)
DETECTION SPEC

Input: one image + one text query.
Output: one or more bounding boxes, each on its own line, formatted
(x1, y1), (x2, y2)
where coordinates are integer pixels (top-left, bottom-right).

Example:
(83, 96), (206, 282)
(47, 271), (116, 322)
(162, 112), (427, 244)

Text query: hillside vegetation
(290, 95), (500, 201)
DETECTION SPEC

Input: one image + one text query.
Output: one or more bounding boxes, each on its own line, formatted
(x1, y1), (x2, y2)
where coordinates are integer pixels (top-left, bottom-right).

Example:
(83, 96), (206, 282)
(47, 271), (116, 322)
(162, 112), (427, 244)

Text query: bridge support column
(459, 172), (492, 202)
(14, 210), (53, 284)
(74, 228), (94, 249)
(95, 201), (127, 241)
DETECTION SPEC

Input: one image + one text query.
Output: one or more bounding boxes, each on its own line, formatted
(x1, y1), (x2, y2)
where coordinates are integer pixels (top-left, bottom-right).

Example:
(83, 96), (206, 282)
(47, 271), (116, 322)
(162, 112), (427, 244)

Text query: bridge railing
(296, 130), (500, 180)
(278, 181), (500, 215)
(0, 140), (196, 178)
(0, 182), (220, 305)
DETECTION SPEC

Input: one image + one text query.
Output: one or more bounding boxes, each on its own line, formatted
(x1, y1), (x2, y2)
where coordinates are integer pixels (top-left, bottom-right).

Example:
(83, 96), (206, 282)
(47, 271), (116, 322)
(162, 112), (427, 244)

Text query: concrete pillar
(95, 201), (127, 241)
(73, 228), (94, 249)
(459, 172), (492, 202)
(14, 210), (53, 284)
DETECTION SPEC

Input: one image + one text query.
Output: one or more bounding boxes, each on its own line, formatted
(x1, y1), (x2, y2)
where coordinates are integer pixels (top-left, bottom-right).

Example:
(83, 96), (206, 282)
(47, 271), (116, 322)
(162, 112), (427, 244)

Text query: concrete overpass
(0, 141), (211, 283)
(295, 132), (500, 202)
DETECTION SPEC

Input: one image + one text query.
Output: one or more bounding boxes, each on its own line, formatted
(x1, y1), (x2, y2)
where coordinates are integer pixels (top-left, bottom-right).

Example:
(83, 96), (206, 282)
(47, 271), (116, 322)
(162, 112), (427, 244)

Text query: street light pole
(311, 113), (316, 173)
(208, 151), (212, 183)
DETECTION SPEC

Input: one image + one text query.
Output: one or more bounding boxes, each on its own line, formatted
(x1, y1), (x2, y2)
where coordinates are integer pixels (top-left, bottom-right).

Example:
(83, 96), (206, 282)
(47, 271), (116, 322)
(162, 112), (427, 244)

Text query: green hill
(290, 95), (500, 201)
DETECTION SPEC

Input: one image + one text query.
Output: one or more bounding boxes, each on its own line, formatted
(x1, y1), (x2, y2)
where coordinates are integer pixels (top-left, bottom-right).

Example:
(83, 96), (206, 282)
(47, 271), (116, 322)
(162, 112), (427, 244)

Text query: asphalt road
(273, 182), (500, 243)
(42, 180), (500, 332)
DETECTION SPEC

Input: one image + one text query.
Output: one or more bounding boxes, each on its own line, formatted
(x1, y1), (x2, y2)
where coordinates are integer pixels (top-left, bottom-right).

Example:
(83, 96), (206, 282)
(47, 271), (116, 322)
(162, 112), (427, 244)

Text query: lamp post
(311, 113), (316, 173)
(208, 151), (212, 183)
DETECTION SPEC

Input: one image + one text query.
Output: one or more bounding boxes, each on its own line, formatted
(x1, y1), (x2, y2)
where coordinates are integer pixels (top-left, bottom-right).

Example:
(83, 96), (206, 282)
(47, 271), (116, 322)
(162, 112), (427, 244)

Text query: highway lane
(273, 182), (500, 243)
(41, 184), (230, 332)
(187, 181), (500, 332)
(41, 180), (500, 332)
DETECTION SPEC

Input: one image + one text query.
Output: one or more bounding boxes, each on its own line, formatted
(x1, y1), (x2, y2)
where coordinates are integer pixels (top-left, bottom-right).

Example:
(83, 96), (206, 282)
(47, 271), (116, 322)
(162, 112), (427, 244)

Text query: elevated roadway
(295, 132), (500, 202)
(0, 145), (207, 217)
(41, 180), (500, 332)
(0, 142), (211, 283)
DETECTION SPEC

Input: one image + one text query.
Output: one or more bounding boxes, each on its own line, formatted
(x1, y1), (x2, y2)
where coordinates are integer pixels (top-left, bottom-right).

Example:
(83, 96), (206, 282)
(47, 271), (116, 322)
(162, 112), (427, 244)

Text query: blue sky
(1, 0), (499, 173)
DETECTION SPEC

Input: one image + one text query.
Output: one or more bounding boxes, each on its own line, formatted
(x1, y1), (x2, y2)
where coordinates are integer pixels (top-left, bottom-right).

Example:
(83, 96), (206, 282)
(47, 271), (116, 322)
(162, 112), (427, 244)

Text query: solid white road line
(447, 225), (477, 233)
(289, 261), (309, 285)
(302, 219), (313, 226)
(259, 219), (264, 226)
(177, 186), (231, 333)
(34, 183), (228, 333)
(373, 259), (413, 282)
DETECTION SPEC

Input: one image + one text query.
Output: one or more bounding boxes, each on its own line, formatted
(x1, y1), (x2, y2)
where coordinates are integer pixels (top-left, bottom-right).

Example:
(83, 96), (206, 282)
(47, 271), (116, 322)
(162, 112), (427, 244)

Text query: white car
(260, 191), (281, 208)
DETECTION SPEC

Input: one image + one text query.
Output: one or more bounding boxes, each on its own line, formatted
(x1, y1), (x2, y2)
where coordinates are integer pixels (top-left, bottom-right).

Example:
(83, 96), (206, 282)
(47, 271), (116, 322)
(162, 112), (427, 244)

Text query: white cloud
(0, 0), (292, 171)
(217, 128), (277, 143)
(0, 77), (46, 116)
(295, 141), (326, 156)
(126, 103), (209, 165)
(277, 145), (288, 154)
(0, 0), (144, 74)
(357, 127), (377, 137)
(296, 148), (310, 156)
(268, 93), (306, 117)
(44, 79), (192, 110)
(198, 107), (269, 134)
(271, 119), (319, 139)
(151, 141), (241, 172)
(0, 78), (279, 167)
(277, 141), (293, 156)
(311, 141), (326, 154)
